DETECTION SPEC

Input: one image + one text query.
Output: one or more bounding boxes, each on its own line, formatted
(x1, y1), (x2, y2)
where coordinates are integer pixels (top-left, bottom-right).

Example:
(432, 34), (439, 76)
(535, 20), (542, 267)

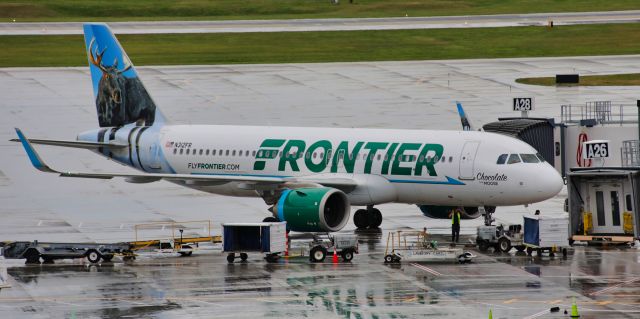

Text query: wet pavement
(2, 233), (640, 318)
(3, 57), (640, 317)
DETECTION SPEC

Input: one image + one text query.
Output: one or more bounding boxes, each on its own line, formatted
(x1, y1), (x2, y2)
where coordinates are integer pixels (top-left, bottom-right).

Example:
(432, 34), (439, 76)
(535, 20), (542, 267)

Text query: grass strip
(2, 24), (640, 67)
(1, 0), (639, 22)
(517, 74), (640, 86)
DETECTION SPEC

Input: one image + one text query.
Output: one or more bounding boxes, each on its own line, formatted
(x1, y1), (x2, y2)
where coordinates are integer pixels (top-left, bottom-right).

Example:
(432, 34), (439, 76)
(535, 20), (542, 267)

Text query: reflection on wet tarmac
(2, 233), (640, 318)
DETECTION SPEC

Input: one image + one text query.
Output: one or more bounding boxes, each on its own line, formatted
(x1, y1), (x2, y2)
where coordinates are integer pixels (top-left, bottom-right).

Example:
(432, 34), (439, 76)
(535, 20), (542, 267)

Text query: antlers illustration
(88, 37), (132, 74)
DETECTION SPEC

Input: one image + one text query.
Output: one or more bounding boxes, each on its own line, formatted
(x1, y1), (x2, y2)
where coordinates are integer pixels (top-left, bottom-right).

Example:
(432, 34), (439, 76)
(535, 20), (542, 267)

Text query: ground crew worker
(449, 207), (462, 244)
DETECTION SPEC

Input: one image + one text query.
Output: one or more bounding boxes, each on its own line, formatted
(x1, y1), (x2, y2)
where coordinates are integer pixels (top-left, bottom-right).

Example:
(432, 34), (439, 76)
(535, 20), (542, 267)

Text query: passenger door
(459, 141), (480, 180)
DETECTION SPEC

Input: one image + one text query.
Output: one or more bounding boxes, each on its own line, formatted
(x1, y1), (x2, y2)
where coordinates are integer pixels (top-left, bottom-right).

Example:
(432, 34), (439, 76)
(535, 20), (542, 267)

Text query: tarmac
(2, 56), (640, 318)
(1, 10), (640, 35)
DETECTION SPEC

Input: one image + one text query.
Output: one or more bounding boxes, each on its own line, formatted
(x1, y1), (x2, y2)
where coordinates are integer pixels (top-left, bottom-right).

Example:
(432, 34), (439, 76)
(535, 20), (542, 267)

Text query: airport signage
(582, 140), (610, 159)
(513, 97), (534, 111)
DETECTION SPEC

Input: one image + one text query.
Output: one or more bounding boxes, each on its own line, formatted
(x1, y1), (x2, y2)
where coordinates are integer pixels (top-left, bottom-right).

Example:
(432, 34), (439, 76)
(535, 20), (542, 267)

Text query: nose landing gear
(354, 206), (382, 229)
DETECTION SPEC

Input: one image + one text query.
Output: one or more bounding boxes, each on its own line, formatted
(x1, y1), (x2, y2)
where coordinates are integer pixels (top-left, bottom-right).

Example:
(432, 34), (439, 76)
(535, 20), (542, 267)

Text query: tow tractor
(383, 230), (475, 264)
(475, 207), (526, 253)
(306, 233), (358, 263)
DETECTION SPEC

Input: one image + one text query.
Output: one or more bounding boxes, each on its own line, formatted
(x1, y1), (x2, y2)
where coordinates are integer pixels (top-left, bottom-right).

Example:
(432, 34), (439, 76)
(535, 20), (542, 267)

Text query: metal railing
(561, 101), (639, 126)
(621, 140), (640, 167)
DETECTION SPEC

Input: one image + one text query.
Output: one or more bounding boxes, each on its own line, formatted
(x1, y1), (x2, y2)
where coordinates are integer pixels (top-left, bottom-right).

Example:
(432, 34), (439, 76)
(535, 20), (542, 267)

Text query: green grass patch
(1, 0), (639, 22)
(4, 24), (640, 67)
(517, 73), (640, 86)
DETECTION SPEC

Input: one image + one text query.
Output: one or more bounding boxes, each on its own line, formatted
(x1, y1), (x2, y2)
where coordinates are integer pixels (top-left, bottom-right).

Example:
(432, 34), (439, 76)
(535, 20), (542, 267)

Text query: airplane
(13, 23), (564, 233)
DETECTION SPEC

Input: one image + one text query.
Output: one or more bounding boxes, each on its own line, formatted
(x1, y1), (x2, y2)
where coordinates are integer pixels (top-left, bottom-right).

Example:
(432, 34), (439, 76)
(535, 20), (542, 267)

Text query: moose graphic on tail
(88, 38), (156, 127)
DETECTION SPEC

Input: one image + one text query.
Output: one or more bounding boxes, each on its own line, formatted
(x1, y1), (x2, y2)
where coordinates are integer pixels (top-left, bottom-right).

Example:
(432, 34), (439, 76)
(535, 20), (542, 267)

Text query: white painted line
(522, 309), (549, 319)
(590, 277), (640, 296)
(410, 263), (442, 276)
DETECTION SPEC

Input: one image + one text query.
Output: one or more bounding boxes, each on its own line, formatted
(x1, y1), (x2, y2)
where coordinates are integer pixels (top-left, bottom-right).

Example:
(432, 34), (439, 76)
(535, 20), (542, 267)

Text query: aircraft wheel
(227, 253), (235, 263)
(369, 208), (382, 228)
(477, 240), (490, 252)
(353, 209), (369, 229)
(240, 253), (248, 261)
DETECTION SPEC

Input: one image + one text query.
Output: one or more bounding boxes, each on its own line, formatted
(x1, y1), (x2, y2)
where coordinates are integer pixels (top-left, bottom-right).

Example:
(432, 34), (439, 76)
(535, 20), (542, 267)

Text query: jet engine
(271, 187), (350, 232)
(418, 205), (495, 220)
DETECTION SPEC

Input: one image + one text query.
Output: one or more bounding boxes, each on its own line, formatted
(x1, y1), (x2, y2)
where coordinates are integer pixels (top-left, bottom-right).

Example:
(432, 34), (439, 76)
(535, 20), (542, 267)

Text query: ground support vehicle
(476, 224), (525, 253)
(305, 234), (358, 263)
(523, 215), (570, 257)
(384, 230), (475, 264)
(1, 241), (132, 264)
(222, 222), (287, 263)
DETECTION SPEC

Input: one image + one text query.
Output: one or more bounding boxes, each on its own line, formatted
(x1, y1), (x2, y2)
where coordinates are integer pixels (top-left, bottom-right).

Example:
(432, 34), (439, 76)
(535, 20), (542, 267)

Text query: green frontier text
(253, 139), (443, 176)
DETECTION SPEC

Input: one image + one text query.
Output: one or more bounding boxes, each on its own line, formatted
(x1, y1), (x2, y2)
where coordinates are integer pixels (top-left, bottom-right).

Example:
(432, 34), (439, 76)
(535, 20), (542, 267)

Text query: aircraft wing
(14, 128), (357, 190)
(9, 138), (128, 150)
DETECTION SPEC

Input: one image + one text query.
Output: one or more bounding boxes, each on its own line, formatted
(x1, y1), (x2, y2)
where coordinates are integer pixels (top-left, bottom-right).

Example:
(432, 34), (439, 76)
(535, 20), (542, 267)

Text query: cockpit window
(496, 154), (508, 164)
(507, 154), (521, 164)
(520, 154), (540, 163)
(536, 153), (545, 162)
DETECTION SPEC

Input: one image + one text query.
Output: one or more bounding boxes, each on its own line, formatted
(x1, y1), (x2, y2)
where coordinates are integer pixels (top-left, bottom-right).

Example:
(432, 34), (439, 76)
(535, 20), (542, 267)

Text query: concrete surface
(1, 10), (640, 35)
(2, 56), (640, 318)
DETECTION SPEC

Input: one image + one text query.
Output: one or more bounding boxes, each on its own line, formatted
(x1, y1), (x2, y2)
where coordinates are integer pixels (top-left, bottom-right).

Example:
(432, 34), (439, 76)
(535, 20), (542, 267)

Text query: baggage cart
(222, 222), (287, 263)
(383, 230), (475, 264)
(523, 215), (570, 257)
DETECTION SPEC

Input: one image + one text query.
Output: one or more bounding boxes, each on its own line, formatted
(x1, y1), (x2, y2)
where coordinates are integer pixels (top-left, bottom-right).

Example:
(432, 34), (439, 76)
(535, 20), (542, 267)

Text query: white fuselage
(84, 124), (564, 207)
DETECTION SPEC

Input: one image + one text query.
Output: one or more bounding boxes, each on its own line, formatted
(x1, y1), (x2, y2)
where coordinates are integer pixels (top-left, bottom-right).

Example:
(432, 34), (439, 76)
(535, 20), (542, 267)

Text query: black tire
(562, 248), (568, 258)
(353, 209), (369, 229)
(384, 254), (394, 263)
(341, 250), (354, 262)
(369, 208), (382, 228)
(310, 246), (327, 263)
(24, 248), (41, 264)
(86, 250), (101, 264)
(240, 253), (248, 261)
(263, 216), (279, 223)
(227, 253), (235, 263)
(498, 237), (512, 253)
(266, 254), (279, 263)
(478, 240), (489, 252)
(515, 245), (526, 252)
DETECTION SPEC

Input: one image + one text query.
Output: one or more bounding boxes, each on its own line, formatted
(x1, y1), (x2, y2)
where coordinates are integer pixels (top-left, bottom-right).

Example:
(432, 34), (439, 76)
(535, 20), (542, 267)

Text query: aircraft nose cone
(539, 166), (564, 199)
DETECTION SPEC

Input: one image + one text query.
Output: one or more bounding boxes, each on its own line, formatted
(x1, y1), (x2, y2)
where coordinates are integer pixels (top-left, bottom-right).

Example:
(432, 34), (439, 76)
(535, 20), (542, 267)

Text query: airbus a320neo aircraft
(15, 23), (563, 232)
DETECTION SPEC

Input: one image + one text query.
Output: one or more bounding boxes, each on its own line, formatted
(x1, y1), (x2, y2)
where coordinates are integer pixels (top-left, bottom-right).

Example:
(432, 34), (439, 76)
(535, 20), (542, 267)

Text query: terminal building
(485, 101), (640, 243)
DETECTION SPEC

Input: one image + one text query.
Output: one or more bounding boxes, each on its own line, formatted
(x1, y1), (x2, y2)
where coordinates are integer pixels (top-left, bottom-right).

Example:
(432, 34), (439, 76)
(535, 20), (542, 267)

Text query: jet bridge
(567, 168), (639, 244)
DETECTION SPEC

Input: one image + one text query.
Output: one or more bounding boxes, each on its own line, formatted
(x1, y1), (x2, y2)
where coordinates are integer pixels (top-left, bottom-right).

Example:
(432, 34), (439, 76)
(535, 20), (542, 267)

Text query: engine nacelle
(418, 205), (495, 220)
(273, 187), (351, 232)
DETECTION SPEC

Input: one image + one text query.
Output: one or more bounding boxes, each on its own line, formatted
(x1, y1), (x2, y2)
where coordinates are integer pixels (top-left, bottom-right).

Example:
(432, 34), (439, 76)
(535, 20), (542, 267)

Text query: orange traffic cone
(332, 247), (338, 264)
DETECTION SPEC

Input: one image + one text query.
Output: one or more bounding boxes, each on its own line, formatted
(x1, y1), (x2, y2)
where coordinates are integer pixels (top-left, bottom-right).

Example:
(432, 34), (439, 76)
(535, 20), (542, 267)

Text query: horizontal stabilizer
(9, 138), (127, 150)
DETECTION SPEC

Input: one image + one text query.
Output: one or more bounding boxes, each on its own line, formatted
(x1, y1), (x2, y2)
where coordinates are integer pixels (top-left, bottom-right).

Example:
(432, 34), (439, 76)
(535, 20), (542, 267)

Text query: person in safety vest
(449, 207), (462, 244)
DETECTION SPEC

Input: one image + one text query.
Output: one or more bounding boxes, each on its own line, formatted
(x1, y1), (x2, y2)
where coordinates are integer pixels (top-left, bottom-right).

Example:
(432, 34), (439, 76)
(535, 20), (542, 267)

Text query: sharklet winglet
(15, 128), (57, 173)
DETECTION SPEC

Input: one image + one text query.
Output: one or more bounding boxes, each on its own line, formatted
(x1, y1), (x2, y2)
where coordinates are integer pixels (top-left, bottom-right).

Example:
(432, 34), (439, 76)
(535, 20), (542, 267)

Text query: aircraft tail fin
(83, 23), (166, 128)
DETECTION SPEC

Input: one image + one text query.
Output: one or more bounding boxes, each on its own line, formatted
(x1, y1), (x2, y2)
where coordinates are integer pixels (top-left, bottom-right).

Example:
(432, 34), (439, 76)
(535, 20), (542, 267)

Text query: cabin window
(319, 152), (324, 159)
(507, 154), (521, 164)
(225, 150), (229, 156)
(173, 148), (177, 154)
(258, 150), (263, 157)
(219, 149), (223, 155)
(199, 149), (203, 155)
(377, 154), (381, 161)
(206, 149), (209, 155)
(496, 154), (508, 164)
(186, 149), (190, 155)
(520, 154), (540, 163)
(211, 149), (216, 156)
(433, 155), (438, 162)
(180, 149), (184, 155)
(252, 150), (256, 156)
(449, 156), (453, 162)
(305, 152), (311, 159)
(441, 156), (445, 162)
(232, 150), (236, 156)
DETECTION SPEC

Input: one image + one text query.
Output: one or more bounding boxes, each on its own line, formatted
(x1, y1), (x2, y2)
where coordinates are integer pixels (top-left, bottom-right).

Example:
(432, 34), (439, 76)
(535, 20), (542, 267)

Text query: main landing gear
(354, 206), (382, 229)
